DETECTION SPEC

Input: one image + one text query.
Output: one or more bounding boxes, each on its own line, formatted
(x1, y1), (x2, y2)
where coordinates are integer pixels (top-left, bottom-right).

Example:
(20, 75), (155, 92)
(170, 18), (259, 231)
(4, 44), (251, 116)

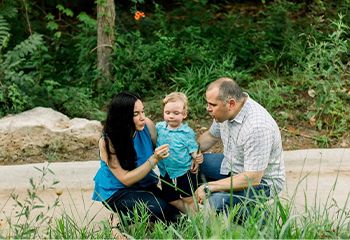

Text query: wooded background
(0, 0), (349, 147)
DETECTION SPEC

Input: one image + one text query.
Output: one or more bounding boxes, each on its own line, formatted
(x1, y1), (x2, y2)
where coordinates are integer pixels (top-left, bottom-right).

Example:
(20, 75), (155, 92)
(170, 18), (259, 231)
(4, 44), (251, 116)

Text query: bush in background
(0, 0), (349, 146)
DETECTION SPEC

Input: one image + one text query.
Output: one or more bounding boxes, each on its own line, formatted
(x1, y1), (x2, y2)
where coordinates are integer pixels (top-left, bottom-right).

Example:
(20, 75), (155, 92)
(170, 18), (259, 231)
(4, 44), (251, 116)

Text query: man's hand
(195, 184), (207, 204)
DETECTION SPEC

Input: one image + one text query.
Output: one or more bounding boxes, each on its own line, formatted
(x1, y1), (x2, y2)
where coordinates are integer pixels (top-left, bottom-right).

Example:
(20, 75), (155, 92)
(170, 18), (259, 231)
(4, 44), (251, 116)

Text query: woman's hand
(153, 144), (170, 162)
(100, 138), (169, 187)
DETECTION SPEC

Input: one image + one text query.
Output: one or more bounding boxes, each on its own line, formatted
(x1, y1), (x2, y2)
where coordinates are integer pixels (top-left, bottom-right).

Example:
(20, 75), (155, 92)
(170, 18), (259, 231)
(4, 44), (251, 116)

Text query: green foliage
(0, 0), (348, 145)
(0, 0), (18, 19)
(112, 30), (185, 95)
(112, 190), (350, 239)
(169, 55), (252, 118)
(248, 77), (295, 121)
(292, 14), (350, 143)
(49, 213), (105, 239)
(0, 31), (47, 115)
(0, 164), (113, 239)
(5, 33), (44, 62)
(255, 1), (300, 72)
(44, 4), (98, 88)
(0, 5), (102, 119)
(0, 15), (10, 52)
(2, 162), (350, 238)
(3, 164), (60, 238)
(72, 12), (98, 87)
(57, 4), (74, 17)
(51, 87), (104, 120)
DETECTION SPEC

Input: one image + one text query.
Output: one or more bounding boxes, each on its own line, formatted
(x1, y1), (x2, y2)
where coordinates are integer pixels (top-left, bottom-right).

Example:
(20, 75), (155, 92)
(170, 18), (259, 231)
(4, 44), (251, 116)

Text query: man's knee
(208, 192), (231, 212)
(208, 192), (249, 213)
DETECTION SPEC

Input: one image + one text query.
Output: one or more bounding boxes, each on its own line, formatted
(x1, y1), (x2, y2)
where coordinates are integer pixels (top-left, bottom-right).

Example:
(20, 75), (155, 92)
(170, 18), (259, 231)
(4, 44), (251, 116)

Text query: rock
(0, 107), (102, 165)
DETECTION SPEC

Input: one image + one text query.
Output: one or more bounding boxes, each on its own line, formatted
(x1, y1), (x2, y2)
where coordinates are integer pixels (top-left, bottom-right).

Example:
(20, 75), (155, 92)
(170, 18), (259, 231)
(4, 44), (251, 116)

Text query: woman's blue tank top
(92, 125), (158, 201)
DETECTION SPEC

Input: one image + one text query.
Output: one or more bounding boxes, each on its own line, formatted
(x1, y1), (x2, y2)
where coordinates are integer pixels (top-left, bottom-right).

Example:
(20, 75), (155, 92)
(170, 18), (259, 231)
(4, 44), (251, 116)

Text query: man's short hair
(208, 77), (244, 101)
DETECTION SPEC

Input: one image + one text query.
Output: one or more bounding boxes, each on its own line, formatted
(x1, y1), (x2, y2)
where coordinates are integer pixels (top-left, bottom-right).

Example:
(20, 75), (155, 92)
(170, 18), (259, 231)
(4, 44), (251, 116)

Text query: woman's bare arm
(99, 138), (167, 187)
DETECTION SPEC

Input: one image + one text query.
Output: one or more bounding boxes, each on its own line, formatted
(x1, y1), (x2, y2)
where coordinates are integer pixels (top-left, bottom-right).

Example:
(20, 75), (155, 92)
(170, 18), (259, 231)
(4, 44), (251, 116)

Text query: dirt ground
(1, 116), (349, 166)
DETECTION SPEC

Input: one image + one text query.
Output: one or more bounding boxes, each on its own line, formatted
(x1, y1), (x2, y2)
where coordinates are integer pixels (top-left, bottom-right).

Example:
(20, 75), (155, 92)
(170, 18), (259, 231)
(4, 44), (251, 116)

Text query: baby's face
(163, 101), (186, 129)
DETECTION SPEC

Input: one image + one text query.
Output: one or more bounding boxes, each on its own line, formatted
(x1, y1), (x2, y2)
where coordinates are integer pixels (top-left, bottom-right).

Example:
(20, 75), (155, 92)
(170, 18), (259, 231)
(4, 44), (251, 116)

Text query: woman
(92, 91), (180, 223)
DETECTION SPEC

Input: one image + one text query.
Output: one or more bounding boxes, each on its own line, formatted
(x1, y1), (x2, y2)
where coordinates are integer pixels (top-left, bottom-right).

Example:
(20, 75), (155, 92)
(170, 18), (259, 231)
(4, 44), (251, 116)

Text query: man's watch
(203, 184), (211, 195)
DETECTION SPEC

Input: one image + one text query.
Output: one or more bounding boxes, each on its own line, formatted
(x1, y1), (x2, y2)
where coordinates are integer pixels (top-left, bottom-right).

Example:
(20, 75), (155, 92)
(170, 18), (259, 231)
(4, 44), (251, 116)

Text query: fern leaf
(4, 33), (44, 68)
(0, 15), (10, 51)
(0, 1), (19, 19)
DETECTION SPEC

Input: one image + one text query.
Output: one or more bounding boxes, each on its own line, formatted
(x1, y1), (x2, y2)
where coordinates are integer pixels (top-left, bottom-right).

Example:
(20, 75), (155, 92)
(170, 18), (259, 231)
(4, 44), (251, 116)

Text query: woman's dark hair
(103, 91), (141, 170)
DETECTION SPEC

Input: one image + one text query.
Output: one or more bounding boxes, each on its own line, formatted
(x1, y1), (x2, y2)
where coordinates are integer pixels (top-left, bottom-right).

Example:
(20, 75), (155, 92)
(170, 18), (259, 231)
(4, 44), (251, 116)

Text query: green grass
(1, 163), (349, 239)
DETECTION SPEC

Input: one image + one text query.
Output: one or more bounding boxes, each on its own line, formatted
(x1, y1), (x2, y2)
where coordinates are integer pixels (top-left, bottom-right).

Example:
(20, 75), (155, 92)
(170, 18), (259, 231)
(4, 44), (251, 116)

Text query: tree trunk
(96, 0), (115, 91)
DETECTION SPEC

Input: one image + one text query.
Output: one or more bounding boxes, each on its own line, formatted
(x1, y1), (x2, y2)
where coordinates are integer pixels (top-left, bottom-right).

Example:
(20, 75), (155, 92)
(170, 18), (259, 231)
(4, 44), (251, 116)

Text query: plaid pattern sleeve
(243, 127), (274, 172)
(218, 95), (285, 193)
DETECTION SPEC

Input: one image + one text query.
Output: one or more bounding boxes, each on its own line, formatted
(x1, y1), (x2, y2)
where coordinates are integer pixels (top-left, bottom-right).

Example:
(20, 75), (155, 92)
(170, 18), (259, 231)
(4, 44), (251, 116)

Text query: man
(195, 77), (285, 214)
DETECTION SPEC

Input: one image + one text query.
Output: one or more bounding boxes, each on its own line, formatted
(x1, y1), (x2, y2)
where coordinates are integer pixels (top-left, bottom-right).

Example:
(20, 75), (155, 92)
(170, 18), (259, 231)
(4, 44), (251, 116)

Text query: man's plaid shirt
(209, 94), (285, 193)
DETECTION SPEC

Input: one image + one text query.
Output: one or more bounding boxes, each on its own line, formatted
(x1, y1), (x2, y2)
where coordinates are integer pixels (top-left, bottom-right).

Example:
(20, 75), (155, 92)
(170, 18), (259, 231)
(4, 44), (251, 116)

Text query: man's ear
(227, 98), (236, 109)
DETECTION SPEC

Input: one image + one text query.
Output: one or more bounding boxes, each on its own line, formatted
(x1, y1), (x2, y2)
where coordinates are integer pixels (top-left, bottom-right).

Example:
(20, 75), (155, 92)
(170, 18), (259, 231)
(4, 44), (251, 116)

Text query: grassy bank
(1, 162), (349, 239)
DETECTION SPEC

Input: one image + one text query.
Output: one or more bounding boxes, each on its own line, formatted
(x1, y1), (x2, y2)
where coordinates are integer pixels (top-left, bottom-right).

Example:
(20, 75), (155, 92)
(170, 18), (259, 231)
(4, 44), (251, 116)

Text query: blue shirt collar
(158, 121), (191, 133)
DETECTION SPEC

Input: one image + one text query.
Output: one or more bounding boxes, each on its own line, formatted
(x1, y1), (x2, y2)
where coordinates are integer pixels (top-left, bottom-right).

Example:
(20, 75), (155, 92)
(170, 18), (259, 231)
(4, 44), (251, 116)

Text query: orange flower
(134, 11), (145, 21)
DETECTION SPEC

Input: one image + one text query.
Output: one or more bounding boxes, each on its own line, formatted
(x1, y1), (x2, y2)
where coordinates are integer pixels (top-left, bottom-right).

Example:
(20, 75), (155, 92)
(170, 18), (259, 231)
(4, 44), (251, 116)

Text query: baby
(156, 92), (202, 213)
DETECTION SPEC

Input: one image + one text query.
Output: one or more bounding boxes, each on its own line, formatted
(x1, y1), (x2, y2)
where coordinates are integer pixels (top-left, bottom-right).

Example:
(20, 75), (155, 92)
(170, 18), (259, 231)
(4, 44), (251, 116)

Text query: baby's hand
(194, 152), (203, 164)
(190, 151), (203, 174)
(190, 160), (199, 174)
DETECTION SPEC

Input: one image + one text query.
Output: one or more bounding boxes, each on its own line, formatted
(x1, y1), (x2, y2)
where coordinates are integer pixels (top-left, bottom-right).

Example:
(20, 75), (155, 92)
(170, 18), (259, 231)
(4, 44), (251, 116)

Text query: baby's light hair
(163, 92), (188, 113)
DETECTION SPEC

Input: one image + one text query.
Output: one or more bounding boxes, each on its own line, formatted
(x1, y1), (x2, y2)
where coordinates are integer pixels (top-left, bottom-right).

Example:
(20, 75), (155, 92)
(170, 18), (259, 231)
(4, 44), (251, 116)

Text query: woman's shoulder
(145, 117), (155, 129)
(99, 137), (106, 149)
(145, 117), (158, 134)
(98, 136), (108, 149)
(98, 138), (107, 160)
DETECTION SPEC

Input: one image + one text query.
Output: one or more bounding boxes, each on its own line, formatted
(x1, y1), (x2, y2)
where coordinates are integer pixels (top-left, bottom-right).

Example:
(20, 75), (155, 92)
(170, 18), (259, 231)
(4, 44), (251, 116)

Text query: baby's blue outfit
(92, 125), (158, 202)
(156, 121), (198, 179)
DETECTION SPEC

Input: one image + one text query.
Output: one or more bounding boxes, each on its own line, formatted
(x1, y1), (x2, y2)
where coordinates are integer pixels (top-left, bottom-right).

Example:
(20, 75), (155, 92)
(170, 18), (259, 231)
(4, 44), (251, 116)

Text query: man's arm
(209, 171), (263, 191)
(195, 170), (264, 203)
(198, 131), (220, 152)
